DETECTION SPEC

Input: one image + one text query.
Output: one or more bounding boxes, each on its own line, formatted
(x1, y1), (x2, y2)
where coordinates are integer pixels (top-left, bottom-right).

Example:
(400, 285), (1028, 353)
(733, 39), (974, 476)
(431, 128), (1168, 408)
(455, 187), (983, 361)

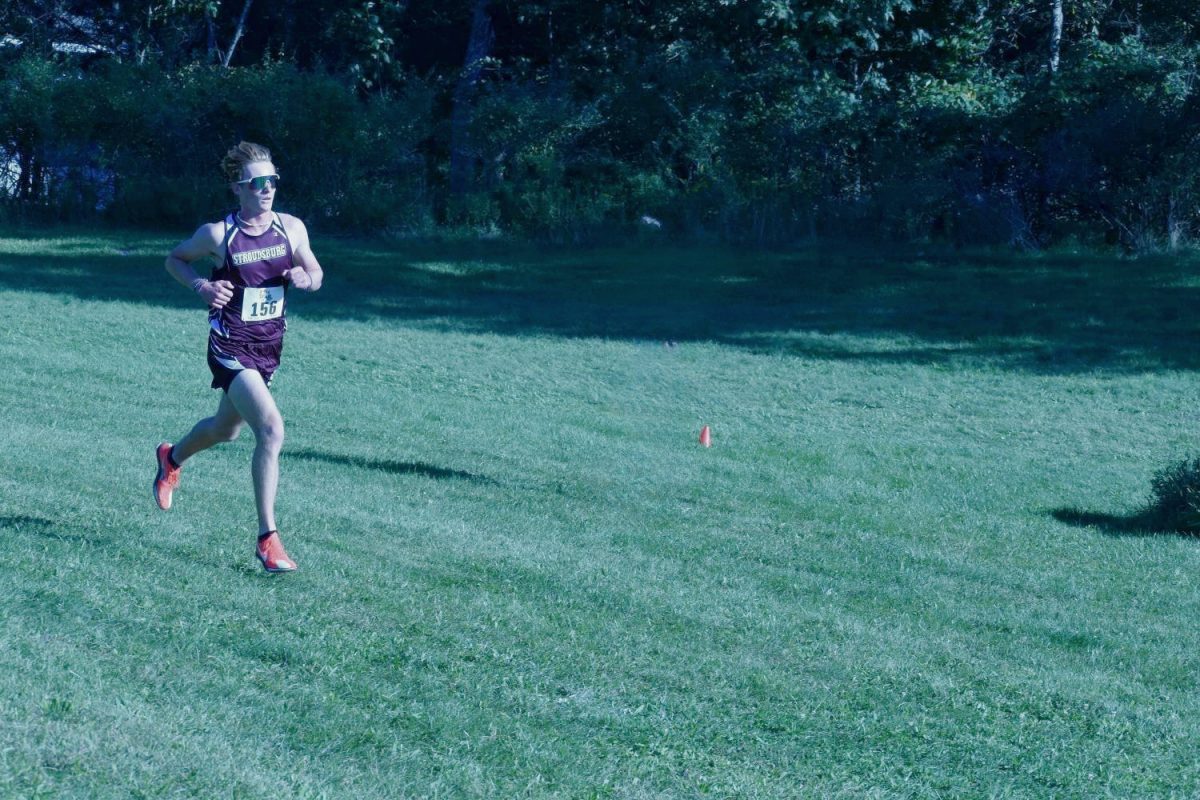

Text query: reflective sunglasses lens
(240, 175), (278, 191)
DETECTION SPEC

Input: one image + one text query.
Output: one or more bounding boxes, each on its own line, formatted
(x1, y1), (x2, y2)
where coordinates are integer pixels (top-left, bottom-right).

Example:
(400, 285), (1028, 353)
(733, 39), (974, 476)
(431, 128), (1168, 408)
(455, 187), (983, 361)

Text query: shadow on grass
(287, 448), (496, 484)
(229, 560), (292, 579)
(0, 514), (107, 545)
(1050, 507), (1199, 539)
(4, 230), (1200, 373)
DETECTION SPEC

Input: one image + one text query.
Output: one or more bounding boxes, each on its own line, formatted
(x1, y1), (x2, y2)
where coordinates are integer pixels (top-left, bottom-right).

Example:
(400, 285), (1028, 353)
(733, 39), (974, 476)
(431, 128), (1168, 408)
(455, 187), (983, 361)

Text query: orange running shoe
(153, 442), (181, 510)
(256, 531), (297, 573)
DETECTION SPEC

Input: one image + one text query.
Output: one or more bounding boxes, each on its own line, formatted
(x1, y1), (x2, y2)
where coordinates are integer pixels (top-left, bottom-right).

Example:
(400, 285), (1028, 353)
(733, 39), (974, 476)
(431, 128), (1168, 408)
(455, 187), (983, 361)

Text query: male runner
(153, 141), (323, 573)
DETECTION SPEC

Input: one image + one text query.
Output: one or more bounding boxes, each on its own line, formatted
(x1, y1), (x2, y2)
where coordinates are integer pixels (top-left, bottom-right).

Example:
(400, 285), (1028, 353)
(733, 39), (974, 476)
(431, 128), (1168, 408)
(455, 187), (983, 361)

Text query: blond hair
(221, 141), (273, 182)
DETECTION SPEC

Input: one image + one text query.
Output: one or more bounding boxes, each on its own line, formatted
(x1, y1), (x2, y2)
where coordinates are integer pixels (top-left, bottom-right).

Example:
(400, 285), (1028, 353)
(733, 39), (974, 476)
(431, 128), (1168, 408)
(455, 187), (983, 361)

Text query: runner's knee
(253, 415), (284, 449)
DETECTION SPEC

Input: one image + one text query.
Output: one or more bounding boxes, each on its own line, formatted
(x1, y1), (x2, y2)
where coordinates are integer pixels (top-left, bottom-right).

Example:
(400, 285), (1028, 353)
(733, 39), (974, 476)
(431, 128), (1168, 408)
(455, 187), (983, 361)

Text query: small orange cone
(699, 425), (712, 447)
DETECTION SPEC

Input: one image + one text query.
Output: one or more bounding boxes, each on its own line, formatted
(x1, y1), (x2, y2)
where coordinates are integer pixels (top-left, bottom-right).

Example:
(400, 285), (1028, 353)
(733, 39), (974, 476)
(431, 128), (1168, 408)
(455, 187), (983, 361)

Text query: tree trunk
(223, 0), (254, 68)
(207, 13), (220, 64)
(1168, 191), (1184, 250)
(1048, 0), (1063, 78)
(17, 146), (33, 201)
(27, 151), (45, 203)
(448, 0), (494, 200)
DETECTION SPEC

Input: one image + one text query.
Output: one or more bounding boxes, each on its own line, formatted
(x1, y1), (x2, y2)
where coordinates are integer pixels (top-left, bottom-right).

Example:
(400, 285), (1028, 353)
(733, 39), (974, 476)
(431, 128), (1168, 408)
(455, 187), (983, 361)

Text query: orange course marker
(699, 425), (712, 447)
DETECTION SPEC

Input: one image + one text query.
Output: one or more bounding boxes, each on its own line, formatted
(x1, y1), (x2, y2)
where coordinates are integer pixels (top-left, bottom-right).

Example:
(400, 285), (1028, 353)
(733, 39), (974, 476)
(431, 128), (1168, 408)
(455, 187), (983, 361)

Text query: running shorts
(207, 336), (284, 392)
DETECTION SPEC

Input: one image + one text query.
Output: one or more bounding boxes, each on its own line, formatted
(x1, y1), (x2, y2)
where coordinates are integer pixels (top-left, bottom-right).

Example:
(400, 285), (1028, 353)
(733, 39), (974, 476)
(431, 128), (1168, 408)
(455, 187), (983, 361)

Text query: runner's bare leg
(225, 369), (284, 535)
(171, 392), (245, 463)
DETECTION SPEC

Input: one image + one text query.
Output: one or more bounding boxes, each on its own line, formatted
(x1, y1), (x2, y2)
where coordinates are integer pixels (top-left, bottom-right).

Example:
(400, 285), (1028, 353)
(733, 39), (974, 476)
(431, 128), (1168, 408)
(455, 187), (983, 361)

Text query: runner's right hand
(200, 279), (235, 310)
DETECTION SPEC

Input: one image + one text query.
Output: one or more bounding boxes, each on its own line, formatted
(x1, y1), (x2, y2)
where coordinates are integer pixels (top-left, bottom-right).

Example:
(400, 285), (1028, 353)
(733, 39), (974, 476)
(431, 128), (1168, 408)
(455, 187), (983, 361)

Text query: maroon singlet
(208, 213), (293, 345)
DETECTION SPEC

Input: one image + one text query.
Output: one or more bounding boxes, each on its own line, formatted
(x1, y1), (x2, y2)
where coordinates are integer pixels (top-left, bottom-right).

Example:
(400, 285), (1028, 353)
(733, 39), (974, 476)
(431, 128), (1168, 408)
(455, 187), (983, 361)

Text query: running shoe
(153, 442), (181, 510)
(256, 531), (297, 573)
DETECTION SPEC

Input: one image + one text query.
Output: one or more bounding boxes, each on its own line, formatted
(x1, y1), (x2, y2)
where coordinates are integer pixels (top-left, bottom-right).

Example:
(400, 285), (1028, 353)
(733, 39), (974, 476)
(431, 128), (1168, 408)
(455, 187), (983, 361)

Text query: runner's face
(233, 161), (277, 216)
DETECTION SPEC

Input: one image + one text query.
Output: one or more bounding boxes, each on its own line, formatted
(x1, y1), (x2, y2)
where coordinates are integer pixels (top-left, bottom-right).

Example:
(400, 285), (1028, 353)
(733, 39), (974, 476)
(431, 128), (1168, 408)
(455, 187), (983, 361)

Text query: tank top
(208, 213), (293, 345)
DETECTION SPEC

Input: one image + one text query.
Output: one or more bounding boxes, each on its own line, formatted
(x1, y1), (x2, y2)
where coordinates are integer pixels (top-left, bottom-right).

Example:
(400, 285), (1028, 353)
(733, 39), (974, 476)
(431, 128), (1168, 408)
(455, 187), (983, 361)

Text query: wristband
(191, 278), (207, 293)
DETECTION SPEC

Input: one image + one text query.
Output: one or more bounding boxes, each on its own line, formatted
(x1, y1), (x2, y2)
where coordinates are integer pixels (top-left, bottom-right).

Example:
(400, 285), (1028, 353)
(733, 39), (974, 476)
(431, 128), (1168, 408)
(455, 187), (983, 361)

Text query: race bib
(241, 286), (285, 322)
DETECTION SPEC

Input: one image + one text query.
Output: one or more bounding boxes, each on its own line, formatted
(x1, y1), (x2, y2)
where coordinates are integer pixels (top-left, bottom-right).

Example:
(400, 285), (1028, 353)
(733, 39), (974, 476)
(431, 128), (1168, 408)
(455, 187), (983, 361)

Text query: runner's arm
(282, 216), (323, 292)
(165, 224), (234, 308)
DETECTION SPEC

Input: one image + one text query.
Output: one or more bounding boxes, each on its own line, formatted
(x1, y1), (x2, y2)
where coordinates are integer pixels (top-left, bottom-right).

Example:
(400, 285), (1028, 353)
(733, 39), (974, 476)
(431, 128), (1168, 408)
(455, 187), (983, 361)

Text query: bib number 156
(241, 286), (285, 322)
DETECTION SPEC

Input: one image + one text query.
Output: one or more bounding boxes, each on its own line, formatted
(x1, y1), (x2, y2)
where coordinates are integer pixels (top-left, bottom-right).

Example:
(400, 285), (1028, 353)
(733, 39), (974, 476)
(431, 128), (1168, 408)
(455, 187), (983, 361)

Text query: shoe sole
(153, 444), (172, 511)
(257, 554), (297, 573)
(153, 478), (171, 510)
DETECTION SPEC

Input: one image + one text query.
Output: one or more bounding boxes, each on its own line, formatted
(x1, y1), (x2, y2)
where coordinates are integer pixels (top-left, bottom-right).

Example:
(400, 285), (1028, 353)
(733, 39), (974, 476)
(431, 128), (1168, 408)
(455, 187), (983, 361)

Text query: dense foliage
(1, 0), (1198, 246)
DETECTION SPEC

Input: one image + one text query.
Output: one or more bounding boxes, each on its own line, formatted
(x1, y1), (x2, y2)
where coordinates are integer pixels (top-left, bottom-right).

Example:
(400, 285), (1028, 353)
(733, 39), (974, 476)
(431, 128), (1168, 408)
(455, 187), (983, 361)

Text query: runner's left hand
(284, 267), (313, 290)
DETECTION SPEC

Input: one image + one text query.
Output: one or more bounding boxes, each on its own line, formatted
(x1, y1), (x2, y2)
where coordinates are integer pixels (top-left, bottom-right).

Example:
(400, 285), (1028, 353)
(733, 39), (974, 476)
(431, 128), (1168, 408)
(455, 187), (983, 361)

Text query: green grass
(3, 229), (1200, 797)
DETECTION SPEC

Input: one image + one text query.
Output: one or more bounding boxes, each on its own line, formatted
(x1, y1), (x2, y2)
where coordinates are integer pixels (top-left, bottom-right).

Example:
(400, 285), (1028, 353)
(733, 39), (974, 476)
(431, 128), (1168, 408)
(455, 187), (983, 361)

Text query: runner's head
(223, 141), (278, 216)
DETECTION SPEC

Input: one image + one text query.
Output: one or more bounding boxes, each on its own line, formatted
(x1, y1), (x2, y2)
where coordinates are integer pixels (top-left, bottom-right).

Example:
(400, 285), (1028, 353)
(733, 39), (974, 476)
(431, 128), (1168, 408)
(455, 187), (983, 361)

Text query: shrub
(1146, 457), (1200, 533)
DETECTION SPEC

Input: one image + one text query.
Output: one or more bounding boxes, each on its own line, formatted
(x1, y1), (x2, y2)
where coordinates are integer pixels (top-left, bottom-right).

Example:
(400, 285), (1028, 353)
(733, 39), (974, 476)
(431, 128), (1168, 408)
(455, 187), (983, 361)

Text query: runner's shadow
(287, 448), (497, 485)
(0, 514), (107, 545)
(1049, 507), (1197, 539)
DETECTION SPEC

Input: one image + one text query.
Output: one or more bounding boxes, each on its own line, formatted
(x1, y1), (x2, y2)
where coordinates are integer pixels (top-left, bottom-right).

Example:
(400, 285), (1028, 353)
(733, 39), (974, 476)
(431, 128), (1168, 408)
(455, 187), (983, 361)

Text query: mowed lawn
(2, 229), (1200, 798)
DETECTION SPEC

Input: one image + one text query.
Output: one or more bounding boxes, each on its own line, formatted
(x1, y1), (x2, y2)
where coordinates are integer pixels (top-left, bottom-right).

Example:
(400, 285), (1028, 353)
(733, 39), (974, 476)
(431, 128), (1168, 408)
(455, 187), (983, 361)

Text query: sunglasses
(235, 174), (279, 191)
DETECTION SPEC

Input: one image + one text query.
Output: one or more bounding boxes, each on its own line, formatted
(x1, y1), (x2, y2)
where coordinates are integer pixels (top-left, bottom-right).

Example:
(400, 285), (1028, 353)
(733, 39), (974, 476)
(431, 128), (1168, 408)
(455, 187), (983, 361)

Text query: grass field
(3, 229), (1200, 798)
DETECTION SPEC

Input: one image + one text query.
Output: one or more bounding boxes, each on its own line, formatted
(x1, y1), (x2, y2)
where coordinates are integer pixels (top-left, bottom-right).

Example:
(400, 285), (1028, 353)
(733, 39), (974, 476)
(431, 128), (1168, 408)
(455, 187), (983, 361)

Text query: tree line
(1, 0), (1197, 249)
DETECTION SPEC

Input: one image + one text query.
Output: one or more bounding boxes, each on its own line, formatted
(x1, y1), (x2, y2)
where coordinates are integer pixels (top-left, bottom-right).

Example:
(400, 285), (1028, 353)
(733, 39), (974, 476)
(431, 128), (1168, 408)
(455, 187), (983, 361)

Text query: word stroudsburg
(231, 244), (287, 266)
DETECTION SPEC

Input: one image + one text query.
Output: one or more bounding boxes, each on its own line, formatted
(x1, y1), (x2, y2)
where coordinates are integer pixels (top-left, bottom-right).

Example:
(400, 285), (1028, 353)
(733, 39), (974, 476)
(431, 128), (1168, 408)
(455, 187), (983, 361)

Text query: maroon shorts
(207, 336), (284, 392)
